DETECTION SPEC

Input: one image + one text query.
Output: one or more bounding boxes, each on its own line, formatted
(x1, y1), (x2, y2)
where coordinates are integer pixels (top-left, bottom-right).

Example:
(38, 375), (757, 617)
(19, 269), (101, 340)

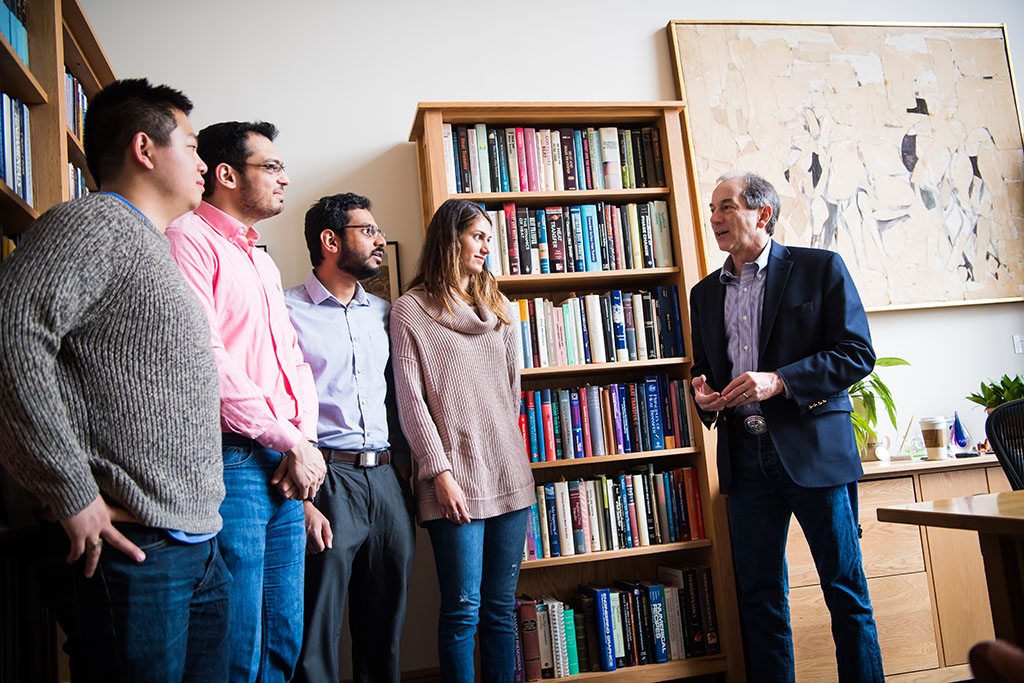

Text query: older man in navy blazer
(689, 171), (884, 682)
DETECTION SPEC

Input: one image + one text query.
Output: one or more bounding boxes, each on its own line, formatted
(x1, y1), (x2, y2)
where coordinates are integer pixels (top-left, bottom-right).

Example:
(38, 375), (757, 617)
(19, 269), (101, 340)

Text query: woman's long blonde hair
(408, 199), (511, 326)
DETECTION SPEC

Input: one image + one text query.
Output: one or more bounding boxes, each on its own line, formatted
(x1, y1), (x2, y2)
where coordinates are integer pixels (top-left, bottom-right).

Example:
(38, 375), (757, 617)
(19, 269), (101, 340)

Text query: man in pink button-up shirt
(167, 120), (325, 683)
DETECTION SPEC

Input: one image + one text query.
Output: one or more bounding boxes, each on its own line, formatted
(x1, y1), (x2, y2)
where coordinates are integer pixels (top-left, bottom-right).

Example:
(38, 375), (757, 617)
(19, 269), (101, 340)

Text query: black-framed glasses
(233, 161), (286, 175)
(342, 224), (386, 239)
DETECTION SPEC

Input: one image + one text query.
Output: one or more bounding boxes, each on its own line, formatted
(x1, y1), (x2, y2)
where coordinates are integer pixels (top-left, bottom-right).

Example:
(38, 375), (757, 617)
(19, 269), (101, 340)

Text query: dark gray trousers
(295, 462), (416, 683)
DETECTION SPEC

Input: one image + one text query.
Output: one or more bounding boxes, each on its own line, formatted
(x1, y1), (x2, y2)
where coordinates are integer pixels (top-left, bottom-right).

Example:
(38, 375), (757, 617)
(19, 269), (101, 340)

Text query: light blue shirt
(720, 239), (772, 416)
(284, 272), (391, 451)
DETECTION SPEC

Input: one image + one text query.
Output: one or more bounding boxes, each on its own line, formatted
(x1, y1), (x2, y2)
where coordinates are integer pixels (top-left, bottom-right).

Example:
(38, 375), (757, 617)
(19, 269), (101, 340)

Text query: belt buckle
(358, 450), (378, 467)
(744, 415), (768, 435)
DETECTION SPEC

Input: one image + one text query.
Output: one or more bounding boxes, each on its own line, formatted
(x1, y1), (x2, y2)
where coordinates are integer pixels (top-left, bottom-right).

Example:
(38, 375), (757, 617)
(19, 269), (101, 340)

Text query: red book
(523, 127), (540, 192)
(518, 596), (543, 681)
(568, 480), (587, 554)
(503, 202), (520, 275)
(540, 390), (557, 462)
(514, 127), (529, 192)
(578, 385), (594, 459)
(580, 130), (594, 190)
(682, 467), (704, 539)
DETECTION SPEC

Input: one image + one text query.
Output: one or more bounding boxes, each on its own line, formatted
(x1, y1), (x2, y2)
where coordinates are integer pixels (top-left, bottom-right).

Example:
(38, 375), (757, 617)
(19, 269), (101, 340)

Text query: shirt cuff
(257, 420), (305, 454)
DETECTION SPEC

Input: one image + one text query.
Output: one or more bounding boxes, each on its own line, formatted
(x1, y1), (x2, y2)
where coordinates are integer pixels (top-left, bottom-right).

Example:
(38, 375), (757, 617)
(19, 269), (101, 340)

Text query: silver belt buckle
(744, 415), (768, 435)
(358, 450), (378, 467)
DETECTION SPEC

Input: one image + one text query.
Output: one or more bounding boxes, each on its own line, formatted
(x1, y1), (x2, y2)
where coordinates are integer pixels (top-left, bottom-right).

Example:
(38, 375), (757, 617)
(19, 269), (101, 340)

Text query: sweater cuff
(416, 452), (452, 482)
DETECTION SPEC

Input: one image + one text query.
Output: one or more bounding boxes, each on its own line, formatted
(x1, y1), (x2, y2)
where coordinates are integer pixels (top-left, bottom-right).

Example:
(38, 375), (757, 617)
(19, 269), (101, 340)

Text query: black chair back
(986, 398), (1024, 490)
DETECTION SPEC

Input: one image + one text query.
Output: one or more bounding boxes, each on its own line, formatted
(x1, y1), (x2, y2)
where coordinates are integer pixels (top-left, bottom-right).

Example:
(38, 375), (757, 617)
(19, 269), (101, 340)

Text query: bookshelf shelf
(0, 35), (47, 105)
(496, 267), (679, 295)
(530, 447), (701, 471)
(521, 357), (687, 380)
(62, 22), (101, 96)
(521, 539), (713, 571)
(0, 183), (40, 233)
(411, 102), (741, 682)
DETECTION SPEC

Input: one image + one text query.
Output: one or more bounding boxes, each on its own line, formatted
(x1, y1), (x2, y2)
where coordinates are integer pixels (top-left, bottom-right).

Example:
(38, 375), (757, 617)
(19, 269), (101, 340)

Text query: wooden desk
(877, 491), (1024, 648)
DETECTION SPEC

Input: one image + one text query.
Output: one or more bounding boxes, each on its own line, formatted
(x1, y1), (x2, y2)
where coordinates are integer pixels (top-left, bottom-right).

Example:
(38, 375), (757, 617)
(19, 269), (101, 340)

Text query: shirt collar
(303, 271), (370, 308)
(195, 201), (261, 251)
(721, 239), (773, 283)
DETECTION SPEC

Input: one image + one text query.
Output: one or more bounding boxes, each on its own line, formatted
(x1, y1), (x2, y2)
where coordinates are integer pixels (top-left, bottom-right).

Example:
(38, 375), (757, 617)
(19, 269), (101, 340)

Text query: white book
(583, 294), (606, 364)
(651, 295), (661, 359)
(541, 596), (568, 677)
(651, 200), (674, 267)
(560, 303), (575, 366)
(467, 127), (481, 193)
(609, 591), (625, 662)
(533, 296), (549, 368)
(632, 474), (650, 546)
(544, 301), (558, 369)
(570, 298), (586, 367)
(540, 129), (554, 192)
(21, 102), (32, 206)
(441, 123), (457, 194)
(611, 292), (630, 362)
(552, 305), (568, 367)
(585, 479), (603, 552)
(575, 478), (591, 554)
(626, 203), (643, 269)
(662, 581), (685, 660)
(496, 209), (510, 275)
(485, 211), (502, 276)
(537, 602), (555, 675)
(632, 293), (649, 361)
(599, 126), (623, 189)
(474, 123), (491, 193)
(550, 130), (565, 191)
(587, 127), (605, 190)
(553, 480), (575, 557)
(505, 128), (520, 192)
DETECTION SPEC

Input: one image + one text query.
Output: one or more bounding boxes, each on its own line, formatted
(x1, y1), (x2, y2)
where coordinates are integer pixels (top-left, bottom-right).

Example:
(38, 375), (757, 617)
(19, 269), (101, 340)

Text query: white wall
(81, 0), (1024, 673)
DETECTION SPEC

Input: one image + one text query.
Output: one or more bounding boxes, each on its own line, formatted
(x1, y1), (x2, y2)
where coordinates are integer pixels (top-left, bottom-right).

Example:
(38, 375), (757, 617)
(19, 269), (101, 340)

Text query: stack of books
(443, 124), (665, 195)
(0, 93), (33, 206)
(525, 464), (704, 561)
(64, 70), (87, 141)
(515, 565), (719, 679)
(1, 0), (30, 67)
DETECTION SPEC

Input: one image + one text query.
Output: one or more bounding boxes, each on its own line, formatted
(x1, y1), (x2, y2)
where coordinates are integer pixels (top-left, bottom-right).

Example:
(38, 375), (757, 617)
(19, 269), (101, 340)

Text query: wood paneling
(988, 466), (1013, 493)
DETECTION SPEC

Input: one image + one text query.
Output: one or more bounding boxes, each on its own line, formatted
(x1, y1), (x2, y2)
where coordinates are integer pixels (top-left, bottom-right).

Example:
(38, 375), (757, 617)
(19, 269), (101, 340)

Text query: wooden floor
(885, 664), (972, 682)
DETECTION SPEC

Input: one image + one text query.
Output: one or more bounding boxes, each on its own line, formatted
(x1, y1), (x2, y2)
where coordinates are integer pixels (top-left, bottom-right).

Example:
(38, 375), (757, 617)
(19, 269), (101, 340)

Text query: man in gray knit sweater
(0, 80), (230, 682)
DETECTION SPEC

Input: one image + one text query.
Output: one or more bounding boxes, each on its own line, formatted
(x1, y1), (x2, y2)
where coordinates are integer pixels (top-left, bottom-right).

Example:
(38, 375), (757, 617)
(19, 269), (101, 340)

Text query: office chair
(986, 398), (1024, 491)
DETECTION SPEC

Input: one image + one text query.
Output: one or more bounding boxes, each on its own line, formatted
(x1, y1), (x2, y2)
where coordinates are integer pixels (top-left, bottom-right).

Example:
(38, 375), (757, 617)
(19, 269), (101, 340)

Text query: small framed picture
(360, 241), (401, 303)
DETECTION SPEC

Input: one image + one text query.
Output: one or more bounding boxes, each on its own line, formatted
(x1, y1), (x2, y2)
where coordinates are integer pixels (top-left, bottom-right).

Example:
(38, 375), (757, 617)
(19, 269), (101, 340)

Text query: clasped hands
(692, 371), (783, 412)
(271, 439), (326, 501)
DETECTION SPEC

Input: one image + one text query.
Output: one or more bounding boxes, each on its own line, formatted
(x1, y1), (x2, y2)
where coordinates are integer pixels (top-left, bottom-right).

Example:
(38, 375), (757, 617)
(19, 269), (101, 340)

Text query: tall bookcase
(0, 0), (114, 237)
(410, 102), (743, 682)
(0, 2), (114, 680)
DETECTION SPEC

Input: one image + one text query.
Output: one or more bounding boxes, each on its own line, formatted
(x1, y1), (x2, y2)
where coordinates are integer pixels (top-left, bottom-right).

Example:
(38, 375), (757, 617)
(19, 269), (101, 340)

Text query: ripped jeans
(425, 507), (529, 683)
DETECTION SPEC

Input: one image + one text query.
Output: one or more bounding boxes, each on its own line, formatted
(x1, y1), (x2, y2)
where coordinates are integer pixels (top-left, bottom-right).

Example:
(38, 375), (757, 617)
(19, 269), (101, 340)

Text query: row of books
(514, 566), (720, 678)
(517, 286), (684, 370)
(443, 123), (666, 195)
(484, 201), (673, 276)
(1, 93), (33, 206)
(1, 0), (29, 67)
(519, 375), (695, 464)
(65, 70), (88, 141)
(526, 465), (704, 562)
(68, 163), (87, 200)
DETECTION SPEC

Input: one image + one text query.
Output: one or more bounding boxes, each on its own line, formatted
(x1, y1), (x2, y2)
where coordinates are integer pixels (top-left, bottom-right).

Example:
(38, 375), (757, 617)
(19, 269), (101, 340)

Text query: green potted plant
(849, 357), (910, 452)
(966, 374), (1024, 412)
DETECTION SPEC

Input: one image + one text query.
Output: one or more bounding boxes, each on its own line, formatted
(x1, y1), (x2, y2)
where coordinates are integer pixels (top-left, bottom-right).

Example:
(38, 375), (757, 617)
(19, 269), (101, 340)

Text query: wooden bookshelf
(410, 102), (743, 681)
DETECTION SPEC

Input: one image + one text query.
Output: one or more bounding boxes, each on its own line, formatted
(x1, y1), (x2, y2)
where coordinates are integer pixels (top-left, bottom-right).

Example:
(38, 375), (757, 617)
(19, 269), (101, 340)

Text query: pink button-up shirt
(167, 201), (317, 452)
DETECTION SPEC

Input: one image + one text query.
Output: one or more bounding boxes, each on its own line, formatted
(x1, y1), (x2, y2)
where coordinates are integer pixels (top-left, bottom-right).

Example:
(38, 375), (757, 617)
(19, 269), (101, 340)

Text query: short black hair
(304, 193), (372, 267)
(84, 78), (193, 187)
(196, 121), (279, 198)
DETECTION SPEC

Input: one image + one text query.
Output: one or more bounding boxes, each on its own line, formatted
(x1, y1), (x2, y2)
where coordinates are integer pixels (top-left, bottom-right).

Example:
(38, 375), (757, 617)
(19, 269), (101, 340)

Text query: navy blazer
(689, 241), (875, 494)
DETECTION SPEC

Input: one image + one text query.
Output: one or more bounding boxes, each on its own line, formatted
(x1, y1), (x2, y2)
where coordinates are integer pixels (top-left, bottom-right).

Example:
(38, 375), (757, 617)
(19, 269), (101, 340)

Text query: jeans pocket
(222, 444), (255, 469)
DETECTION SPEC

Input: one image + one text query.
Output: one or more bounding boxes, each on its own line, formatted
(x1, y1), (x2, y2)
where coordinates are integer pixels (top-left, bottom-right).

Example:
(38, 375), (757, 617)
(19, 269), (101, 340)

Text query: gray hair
(716, 171), (780, 236)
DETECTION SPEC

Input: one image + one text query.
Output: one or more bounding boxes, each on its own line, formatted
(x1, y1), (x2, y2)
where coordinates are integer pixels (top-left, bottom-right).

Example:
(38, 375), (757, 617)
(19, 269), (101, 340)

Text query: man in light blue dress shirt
(285, 193), (415, 683)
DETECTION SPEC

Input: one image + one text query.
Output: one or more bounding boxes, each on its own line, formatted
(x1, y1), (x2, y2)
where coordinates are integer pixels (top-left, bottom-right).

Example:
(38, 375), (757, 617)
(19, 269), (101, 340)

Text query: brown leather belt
(319, 447), (391, 467)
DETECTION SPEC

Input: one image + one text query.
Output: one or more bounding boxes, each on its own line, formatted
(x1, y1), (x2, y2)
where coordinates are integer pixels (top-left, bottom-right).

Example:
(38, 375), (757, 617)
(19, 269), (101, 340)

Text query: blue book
(0, 4), (12, 51)
(572, 129), (586, 189)
(662, 472), (678, 543)
(569, 389), (585, 458)
(645, 376), (666, 450)
(610, 290), (627, 360)
(528, 502), (543, 559)
(558, 390), (573, 459)
(577, 297), (593, 364)
(617, 474), (634, 548)
(526, 392), (540, 462)
(617, 383), (632, 454)
(610, 383), (624, 454)
(568, 205), (585, 273)
(668, 285), (685, 357)
(492, 127), (510, 192)
(550, 391), (563, 460)
(577, 585), (616, 671)
(656, 286), (678, 359)
(642, 583), (670, 663)
(535, 209), (550, 274)
(581, 204), (601, 272)
(534, 390), (546, 462)
(544, 483), (560, 557)
(519, 302), (534, 369)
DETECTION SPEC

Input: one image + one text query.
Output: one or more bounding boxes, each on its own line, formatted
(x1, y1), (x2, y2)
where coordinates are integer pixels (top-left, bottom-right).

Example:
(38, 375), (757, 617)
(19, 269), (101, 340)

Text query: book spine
(632, 474), (650, 546)
(537, 603), (555, 677)
(584, 384), (606, 457)
(505, 128), (521, 192)
(568, 480), (587, 554)
(647, 584), (669, 663)
(514, 600), (525, 683)
(484, 126), (501, 193)
(539, 129), (554, 192)
(684, 467), (705, 539)
(610, 290), (628, 362)
(645, 376), (666, 450)
(494, 127), (511, 192)
(544, 483), (560, 557)
(569, 205), (585, 273)
(550, 130), (565, 191)
(540, 388), (556, 462)
(698, 566), (721, 655)
(573, 129), (588, 190)
(554, 480), (575, 557)
(599, 126), (623, 189)
(578, 385), (594, 459)
(519, 597), (543, 681)
(514, 127), (529, 191)
(651, 125), (666, 186)
(609, 592), (626, 667)
(525, 503), (539, 560)
(584, 479), (603, 552)
(442, 123), (457, 193)
(637, 202), (655, 268)
(535, 209), (550, 275)
(523, 127), (539, 192)
(525, 391), (539, 462)
(536, 485), (551, 558)
(559, 128), (577, 191)
(546, 206), (566, 273)
(577, 585), (616, 671)
(569, 389), (585, 458)
(504, 203), (520, 275)
(456, 124), (472, 193)
(587, 127), (605, 190)
(564, 607), (580, 675)
(467, 126), (481, 193)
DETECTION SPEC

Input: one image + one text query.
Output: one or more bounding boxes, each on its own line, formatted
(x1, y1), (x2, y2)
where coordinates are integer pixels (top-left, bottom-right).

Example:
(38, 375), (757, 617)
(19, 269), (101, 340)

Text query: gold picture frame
(669, 21), (1024, 310)
(360, 241), (401, 303)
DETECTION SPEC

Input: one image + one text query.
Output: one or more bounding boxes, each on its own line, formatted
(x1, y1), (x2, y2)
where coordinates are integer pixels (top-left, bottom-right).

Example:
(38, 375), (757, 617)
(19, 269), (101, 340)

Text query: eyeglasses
(342, 224), (386, 239)
(234, 161), (286, 175)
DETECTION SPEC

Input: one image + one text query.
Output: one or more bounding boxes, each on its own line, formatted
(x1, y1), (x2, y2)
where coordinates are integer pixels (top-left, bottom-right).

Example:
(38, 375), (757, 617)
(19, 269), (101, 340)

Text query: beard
(339, 245), (384, 280)
(238, 176), (283, 222)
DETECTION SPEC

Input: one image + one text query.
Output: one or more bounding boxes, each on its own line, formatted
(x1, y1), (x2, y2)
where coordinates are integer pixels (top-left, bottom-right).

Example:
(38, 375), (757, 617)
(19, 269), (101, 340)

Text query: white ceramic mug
(920, 417), (950, 460)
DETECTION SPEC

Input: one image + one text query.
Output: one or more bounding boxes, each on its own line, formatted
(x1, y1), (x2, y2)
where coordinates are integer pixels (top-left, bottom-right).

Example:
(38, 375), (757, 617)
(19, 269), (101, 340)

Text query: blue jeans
(425, 507), (529, 683)
(220, 435), (305, 683)
(67, 525), (231, 682)
(727, 428), (884, 683)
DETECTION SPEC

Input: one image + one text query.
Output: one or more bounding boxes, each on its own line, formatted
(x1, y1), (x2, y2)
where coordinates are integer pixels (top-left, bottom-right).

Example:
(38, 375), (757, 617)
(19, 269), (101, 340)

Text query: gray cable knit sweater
(390, 287), (535, 523)
(0, 194), (223, 533)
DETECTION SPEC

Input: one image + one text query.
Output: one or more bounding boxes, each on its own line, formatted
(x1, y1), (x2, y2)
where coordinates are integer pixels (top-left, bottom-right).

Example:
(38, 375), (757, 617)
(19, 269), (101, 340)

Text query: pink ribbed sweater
(390, 287), (535, 523)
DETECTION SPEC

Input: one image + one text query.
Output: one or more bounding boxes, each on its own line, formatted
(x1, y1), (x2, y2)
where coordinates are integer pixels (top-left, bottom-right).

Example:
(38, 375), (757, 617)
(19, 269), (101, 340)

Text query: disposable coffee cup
(920, 417), (949, 460)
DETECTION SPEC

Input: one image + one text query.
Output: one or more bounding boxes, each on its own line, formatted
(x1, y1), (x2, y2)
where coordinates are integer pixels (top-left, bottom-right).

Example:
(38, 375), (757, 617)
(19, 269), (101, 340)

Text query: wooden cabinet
(409, 102), (741, 681)
(787, 457), (1007, 681)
